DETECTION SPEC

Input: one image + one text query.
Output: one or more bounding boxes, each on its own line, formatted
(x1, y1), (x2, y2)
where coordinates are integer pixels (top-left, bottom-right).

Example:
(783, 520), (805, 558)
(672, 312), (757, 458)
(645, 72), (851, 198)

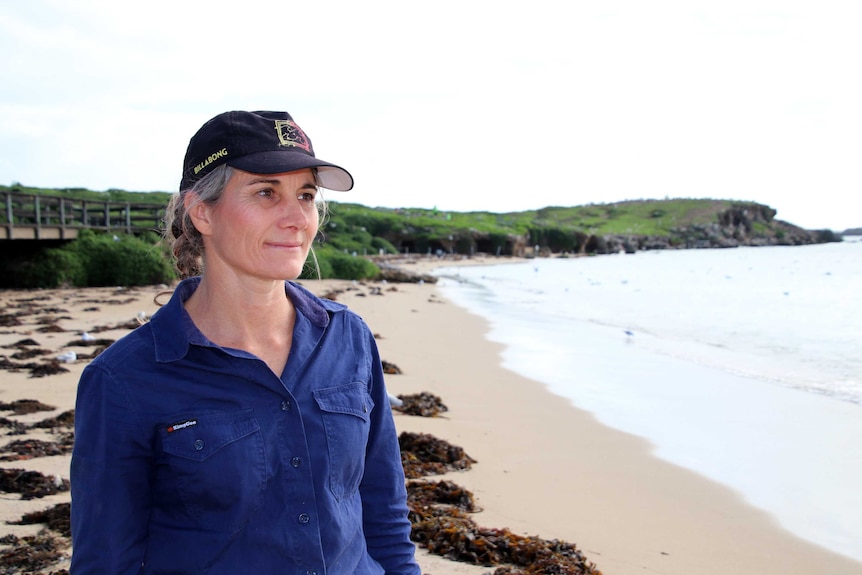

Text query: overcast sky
(1, 0), (860, 230)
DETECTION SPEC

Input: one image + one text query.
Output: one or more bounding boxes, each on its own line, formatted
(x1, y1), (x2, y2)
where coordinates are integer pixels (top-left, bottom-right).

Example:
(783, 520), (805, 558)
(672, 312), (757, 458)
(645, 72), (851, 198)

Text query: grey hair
(163, 164), (329, 280)
(163, 165), (234, 279)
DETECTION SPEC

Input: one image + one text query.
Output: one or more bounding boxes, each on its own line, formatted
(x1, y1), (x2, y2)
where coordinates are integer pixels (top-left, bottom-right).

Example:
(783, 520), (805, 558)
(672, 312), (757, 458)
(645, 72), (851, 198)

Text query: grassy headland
(1, 184), (842, 288)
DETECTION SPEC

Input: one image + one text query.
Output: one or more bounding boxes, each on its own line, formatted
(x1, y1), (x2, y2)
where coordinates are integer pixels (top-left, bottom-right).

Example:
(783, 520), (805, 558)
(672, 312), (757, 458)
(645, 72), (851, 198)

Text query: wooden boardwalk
(2, 191), (165, 240)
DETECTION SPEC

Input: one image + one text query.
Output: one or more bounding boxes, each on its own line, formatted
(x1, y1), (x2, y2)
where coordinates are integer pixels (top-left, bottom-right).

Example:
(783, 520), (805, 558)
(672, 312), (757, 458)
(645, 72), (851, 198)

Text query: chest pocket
(158, 409), (266, 533)
(313, 382), (374, 501)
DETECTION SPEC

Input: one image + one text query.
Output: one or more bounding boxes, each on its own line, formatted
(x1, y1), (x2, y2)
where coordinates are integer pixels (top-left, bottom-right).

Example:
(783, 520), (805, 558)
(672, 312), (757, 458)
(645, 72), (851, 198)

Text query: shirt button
(298, 513), (310, 524)
(281, 400), (291, 411)
(291, 457), (302, 468)
(193, 439), (204, 450)
(306, 570), (318, 575)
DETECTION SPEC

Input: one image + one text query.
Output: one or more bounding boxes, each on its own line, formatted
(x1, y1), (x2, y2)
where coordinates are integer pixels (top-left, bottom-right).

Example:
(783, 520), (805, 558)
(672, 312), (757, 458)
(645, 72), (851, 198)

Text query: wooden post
(4, 192), (12, 239)
(34, 195), (41, 239)
(60, 198), (67, 239)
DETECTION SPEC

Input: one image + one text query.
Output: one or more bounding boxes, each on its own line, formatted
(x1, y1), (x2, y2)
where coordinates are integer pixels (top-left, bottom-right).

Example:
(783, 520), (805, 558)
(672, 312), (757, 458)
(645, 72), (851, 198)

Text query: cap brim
(228, 151), (354, 191)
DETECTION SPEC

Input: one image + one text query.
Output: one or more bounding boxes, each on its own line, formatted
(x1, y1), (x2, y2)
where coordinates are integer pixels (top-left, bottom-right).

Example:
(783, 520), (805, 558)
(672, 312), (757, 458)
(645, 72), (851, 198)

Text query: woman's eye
(256, 188), (274, 198)
(299, 192), (316, 202)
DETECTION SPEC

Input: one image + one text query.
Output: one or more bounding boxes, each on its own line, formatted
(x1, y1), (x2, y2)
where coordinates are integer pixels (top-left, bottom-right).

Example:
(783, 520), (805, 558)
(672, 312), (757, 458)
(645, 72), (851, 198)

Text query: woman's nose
(278, 198), (309, 229)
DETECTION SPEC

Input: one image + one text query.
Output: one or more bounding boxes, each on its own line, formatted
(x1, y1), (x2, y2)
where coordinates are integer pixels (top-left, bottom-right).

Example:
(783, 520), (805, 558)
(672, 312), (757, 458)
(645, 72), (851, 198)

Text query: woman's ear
(184, 193), (213, 237)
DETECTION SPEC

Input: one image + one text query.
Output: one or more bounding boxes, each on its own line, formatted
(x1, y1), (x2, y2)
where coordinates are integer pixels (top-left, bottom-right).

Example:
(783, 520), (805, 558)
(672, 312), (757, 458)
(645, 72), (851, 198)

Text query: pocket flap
(159, 409), (260, 462)
(313, 382), (374, 421)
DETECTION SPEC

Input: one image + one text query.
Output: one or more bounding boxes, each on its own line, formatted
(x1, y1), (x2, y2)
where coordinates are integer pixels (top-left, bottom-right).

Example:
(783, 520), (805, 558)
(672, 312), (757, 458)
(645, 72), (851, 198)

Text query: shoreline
(347, 269), (862, 574)
(424, 249), (862, 564)
(1, 270), (861, 573)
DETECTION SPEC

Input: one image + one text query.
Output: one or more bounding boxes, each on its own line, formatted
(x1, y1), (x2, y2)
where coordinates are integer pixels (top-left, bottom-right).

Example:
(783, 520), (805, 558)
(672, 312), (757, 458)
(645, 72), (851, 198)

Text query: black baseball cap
(179, 110), (354, 192)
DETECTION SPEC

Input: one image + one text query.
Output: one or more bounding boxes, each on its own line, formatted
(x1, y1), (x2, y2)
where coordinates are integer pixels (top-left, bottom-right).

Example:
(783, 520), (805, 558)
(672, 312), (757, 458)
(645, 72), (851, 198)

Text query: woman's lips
(266, 240), (304, 249)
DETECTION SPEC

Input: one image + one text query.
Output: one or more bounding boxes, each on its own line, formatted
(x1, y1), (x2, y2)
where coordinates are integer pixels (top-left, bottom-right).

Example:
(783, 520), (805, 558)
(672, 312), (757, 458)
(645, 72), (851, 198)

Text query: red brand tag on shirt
(166, 419), (198, 433)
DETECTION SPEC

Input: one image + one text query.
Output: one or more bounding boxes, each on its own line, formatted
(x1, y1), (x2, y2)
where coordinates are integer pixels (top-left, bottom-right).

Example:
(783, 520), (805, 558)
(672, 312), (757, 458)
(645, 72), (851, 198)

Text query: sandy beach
(1, 261), (861, 574)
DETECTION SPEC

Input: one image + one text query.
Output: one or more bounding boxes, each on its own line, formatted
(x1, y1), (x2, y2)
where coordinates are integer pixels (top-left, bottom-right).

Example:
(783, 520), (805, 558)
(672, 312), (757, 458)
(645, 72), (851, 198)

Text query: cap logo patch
(274, 120), (312, 152)
(193, 148), (228, 176)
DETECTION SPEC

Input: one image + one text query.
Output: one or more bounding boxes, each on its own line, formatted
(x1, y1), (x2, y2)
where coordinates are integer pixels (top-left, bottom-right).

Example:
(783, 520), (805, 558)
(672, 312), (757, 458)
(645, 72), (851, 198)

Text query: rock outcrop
(585, 204), (841, 254)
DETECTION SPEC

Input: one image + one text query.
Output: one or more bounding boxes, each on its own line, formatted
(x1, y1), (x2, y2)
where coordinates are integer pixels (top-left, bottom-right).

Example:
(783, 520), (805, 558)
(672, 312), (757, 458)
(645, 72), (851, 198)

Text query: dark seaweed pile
(0, 400), (55, 416)
(401, 404), (602, 574)
(0, 531), (69, 575)
(394, 392), (449, 417)
(0, 470), (69, 501)
(8, 504), (70, 538)
(399, 431), (477, 479)
(407, 479), (481, 516)
(382, 360), (403, 374)
(0, 406), (74, 497)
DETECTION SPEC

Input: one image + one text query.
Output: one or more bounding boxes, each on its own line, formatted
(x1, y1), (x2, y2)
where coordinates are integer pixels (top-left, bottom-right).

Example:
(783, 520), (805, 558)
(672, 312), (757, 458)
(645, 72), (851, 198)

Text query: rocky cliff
(588, 204), (840, 255)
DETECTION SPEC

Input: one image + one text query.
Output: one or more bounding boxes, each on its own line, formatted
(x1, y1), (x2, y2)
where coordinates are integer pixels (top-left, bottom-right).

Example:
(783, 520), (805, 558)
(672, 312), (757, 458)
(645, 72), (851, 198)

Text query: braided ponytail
(163, 165), (234, 279)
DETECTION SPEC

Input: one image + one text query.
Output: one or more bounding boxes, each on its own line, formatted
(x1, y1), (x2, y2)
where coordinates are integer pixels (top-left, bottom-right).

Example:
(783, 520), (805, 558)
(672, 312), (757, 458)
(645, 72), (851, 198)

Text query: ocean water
(434, 238), (862, 563)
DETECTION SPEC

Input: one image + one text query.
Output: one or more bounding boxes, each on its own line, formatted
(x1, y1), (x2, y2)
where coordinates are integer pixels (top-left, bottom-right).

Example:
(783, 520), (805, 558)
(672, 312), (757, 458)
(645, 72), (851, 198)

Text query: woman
(70, 111), (421, 574)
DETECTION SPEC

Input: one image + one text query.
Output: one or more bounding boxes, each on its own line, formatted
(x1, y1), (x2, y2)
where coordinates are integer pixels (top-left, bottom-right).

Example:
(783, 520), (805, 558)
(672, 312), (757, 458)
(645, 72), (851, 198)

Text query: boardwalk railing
(2, 191), (165, 240)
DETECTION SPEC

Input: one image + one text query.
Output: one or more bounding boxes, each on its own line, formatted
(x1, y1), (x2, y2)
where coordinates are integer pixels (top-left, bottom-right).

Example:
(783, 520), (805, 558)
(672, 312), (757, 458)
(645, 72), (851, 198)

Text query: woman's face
(191, 168), (320, 282)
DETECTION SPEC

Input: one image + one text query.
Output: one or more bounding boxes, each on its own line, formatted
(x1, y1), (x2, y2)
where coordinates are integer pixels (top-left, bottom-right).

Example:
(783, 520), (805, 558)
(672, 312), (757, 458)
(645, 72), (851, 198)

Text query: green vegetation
(0, 184), (779, 248)
(11, 230), (175, 289)
(4, 181), (172, 206)
(1, 229), (380, 288)
(301, 244), (381, 281)
(319, 198), (767, 254)
(2, 184), (826, 288)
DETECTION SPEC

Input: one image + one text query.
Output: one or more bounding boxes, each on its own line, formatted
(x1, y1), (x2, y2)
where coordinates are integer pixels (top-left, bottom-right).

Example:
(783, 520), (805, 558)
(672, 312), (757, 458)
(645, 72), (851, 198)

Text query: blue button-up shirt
(71, 278), (420, 575)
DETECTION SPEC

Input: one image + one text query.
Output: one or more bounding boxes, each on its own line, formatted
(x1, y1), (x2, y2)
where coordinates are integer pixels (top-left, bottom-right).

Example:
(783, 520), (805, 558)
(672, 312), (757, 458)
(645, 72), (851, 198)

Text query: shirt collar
(151, 277), (346, 363)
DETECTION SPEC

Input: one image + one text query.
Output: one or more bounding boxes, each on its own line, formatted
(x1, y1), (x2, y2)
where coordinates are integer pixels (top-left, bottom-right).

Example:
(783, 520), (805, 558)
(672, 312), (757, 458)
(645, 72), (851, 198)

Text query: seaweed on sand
(407, 479), (481, 517)
(394, 392), (448, 417)
(400, 394), (603, 574)
(0, 400), (55, 416)
(398, 431), (477, 479)
(27, 361), (69, 379)
(0, 469), (69, 500)
(407, 480), (602, 575)
(411, 512), (602, 574)
(0, 436), (74, 461)
(7, 503), (71, 538)
(0, 530), (69, 574)
(29, 411), (74, 430)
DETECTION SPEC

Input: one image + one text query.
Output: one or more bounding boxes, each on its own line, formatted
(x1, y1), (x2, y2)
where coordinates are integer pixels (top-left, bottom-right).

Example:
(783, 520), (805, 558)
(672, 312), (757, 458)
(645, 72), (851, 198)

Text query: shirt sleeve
(71, 362), (153, 575)
(359, 329), (422, 575)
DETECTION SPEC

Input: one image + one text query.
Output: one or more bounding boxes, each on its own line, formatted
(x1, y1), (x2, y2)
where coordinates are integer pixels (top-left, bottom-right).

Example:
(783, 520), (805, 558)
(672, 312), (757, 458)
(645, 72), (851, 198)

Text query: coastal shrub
(70, 230), (175, 286)
(301, 246), (379, 280)
(370, 236), (398, 254)
(8, 230), (174, 288)
(328, 251), (379, 280)
(302, 249), (334, 280)
(17, 248), (87, 288)
(322, 226), (380, 256)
